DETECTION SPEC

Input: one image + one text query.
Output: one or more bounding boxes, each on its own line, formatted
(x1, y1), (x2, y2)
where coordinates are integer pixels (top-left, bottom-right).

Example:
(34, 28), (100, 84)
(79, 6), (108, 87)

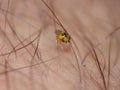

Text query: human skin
(0, 0), (120, 90)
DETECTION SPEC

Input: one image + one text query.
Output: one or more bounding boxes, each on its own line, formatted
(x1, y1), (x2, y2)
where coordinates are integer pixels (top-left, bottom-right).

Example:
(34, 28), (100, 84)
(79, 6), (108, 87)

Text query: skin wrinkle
(0, 0), (120, 90)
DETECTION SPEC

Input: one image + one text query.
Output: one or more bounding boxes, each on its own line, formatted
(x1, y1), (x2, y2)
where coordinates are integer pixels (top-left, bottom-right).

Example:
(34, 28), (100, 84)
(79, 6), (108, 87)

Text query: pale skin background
(0, 0), (120, 90)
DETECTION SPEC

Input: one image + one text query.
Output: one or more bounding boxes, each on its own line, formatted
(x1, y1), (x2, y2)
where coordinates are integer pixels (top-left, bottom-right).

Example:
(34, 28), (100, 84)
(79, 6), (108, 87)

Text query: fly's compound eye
(61, 33), (64, 36)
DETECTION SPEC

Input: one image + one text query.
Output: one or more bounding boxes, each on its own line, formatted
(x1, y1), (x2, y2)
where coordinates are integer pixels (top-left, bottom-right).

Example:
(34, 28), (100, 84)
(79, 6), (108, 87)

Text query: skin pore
(0, 0), (120, 90)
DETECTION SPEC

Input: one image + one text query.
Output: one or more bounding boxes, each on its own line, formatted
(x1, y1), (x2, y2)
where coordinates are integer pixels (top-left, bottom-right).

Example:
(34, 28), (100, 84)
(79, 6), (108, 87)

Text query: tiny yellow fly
(55, 30), (71, 43)
(55, 30), (71, 51)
